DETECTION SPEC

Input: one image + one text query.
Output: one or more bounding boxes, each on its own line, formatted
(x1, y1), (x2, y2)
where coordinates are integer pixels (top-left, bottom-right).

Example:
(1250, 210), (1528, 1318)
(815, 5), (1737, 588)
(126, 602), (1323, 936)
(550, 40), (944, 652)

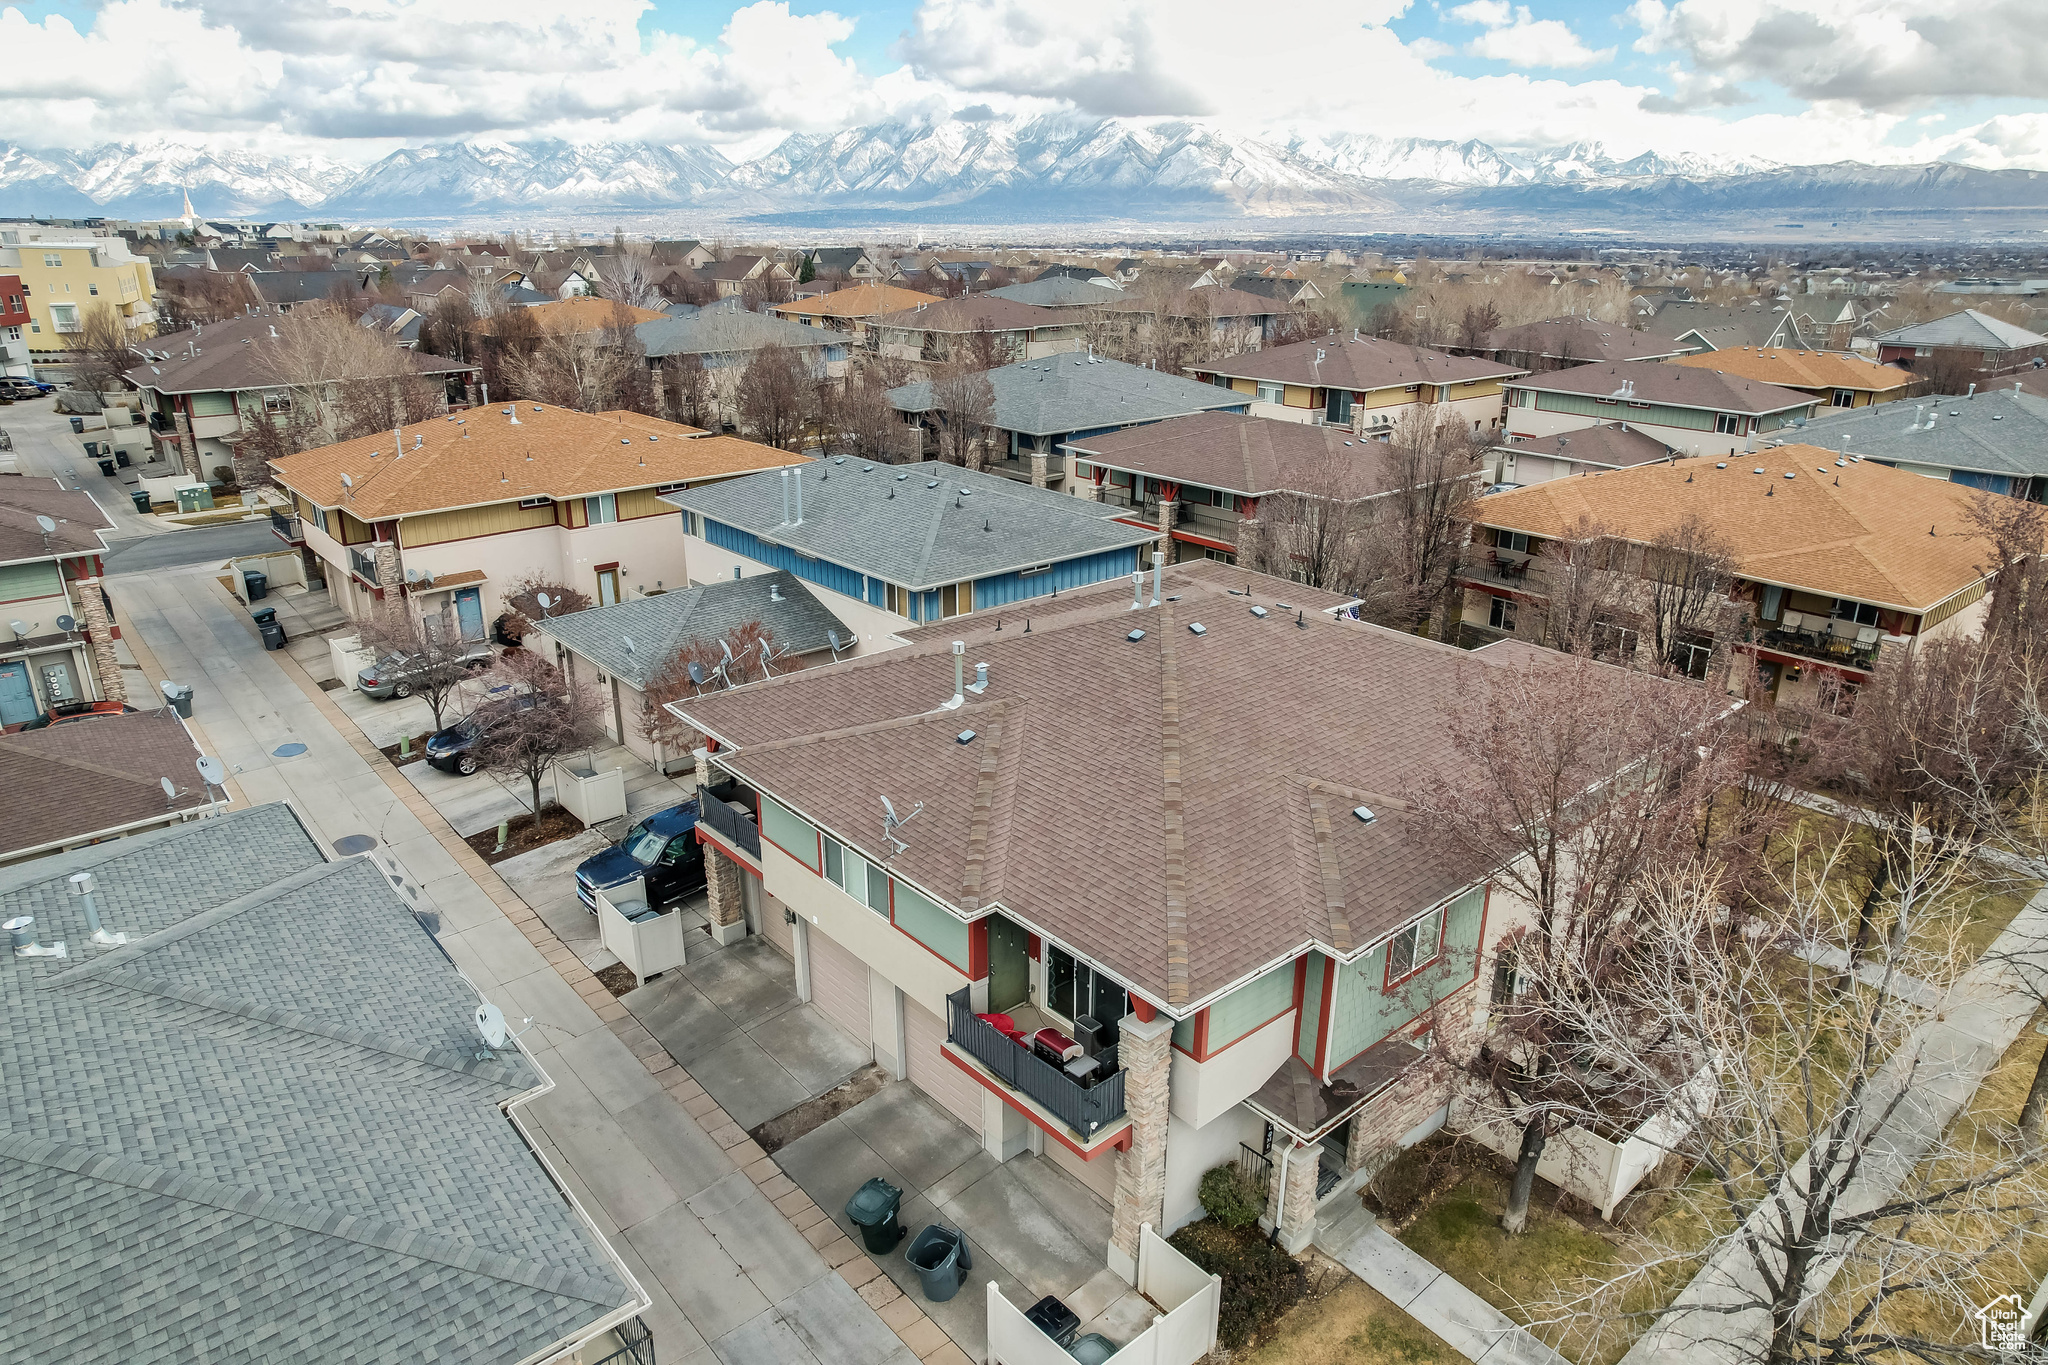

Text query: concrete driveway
(775, 1082), (1152, 1362)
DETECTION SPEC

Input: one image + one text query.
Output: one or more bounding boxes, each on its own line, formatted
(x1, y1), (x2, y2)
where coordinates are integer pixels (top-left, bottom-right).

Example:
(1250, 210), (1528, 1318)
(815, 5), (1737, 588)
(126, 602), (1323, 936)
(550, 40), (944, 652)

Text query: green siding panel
(1208, 962), (1296, 1051)
(1172, 1015), (1196, 1050)
(0, 560), (63, 604)
(190, 391), (235, 417)
(1325, 887), (1487, 1069)
(892, 880), (970, 973)
(1533, 391), (1714, 431)
(1296, 954), (1326, 1067)
(760, 795), (819, 870)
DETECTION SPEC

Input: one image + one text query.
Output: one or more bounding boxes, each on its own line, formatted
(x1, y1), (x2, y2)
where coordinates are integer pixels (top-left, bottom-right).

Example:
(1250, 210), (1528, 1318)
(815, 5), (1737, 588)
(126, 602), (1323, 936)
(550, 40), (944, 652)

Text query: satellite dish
(160, 776), (177, 801)
(474, 1000), (532, 1050)
(405, 568), (421, 583)
(621, 635), (635, 655)
(35, 515), (56, 535)
(340, 472), (354, 488)
(535, 592), (553, 612)
(880, 794), (898, 823)
(687, 661), (708, 686)
(56, 614), (77, 633)
(196, 755), (226, 787)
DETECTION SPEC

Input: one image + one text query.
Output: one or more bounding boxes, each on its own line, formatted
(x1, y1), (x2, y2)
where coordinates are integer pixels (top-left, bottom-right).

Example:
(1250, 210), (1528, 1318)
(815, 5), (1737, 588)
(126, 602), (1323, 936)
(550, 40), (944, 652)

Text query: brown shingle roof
(122, 313), (474, 397)
(1470, 444), (2010, 610)
(1664, 346), (1912, 394)
(1191, 335), (1523, 390)
(1491, 423), (1674, 469)
(678, 565), (1687, 1009)
(1108, 287), (1285, 320)
(1065, 411), (1397, 498)
(871, 295), (1073, 334)
(0, 708), (210, 858)
(478, 297), (666, 336)
(270, 406), (795, 517)
(0, 475), (114, 565)
(773, 283), (941, 320)
(1482, 317), (1693, 363)
(1507, 361), (1820, 414)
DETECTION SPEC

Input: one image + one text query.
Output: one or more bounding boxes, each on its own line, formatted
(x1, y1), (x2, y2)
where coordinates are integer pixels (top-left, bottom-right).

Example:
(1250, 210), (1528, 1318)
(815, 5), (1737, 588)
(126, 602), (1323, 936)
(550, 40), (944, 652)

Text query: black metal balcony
(945, 987), (1126, 1142)
(1743, 621), (1883, 674)
(348, 545), (379, 583)
(269, 508), (303, 544)
(695, 790), (761, 861)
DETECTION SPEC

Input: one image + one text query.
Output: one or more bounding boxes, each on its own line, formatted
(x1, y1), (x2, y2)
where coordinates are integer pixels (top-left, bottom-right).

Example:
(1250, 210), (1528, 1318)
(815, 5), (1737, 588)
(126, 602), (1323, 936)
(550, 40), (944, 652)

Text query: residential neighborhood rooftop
(0, 708), (211, 860)
(1507, 360), (1821, 413)
(479, 297), (667, 334)
(1470, 444), (2002, 610)
(121, 313), (475, 396)
(662, 458), (1158, 591)
(1065, 410), (1397, 498)
(871, 294), (1071, 333)
(1491, 423), (1674, 468)
(0, 474), (114, 563)
(983, 276), (1126, 308)
(888, 354), (1245, 437)
(269, 406), (792, 517)
(1800, 387), (2048, 478)
(1192, 333), (1524, 389)
(1664, 346), (1912, 394)
(0, 804), (639, 1365)
(1873, 307), (2048, 350)
(633, 305), (841, 358)
(537, 570), (850, 690)
(771, 283), (941, 319)
(1480, 317), (1694, 363)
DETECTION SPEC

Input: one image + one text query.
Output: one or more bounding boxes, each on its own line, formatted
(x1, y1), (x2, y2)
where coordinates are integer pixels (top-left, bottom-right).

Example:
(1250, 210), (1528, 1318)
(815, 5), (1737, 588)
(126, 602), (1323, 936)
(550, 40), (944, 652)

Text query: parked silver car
(356, 643), (494, 699)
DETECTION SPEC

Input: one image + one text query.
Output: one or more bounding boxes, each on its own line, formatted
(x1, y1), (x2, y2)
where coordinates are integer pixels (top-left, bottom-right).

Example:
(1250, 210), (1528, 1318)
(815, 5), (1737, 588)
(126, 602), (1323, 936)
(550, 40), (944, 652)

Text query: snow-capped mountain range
(0, 118), (2039, 223)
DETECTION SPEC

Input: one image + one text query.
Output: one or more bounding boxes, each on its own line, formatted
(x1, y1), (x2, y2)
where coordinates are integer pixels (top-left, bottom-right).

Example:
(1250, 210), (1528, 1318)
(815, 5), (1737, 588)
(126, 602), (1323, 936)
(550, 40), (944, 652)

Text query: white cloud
(1450, 2), (1615, 69)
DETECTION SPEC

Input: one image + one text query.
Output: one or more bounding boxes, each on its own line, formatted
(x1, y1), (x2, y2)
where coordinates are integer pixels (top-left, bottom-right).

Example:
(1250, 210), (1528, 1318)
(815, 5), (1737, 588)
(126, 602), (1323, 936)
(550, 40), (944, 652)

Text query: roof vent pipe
(69, 872), (127, 947)
(1967, 383), (1977, 399)
(1150, 549), (1164, 607)
(974, 661), (988, 691)
(5, 915), (65, 959)
(792, 467), (803, 524)
(780, 468), (791, 524)
(1131, 571), (1144, 610)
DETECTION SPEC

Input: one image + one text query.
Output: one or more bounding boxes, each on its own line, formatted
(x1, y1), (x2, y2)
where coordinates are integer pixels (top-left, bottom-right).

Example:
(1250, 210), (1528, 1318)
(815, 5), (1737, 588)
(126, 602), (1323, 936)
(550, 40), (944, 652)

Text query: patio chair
(1855, 625), (1881, 649)
(1778, 610), (1804, 635)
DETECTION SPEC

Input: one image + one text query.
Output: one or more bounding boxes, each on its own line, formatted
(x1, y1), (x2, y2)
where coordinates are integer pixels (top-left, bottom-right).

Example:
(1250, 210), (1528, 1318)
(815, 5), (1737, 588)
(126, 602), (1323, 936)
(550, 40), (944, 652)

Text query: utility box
(176, 483), (215, 512)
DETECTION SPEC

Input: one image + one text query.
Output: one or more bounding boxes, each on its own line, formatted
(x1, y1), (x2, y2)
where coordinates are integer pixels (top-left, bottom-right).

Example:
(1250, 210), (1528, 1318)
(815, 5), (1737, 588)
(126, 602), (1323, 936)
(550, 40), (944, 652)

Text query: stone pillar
(372, 541), (406, 626)
(74, 577), (125, 706)
(1235, 516), (1263, 571)
(1108, 1012), (1173, 1283)
(230, 437), (269, 493)
(1077, 479), (1102, 503)
(650, 364), (667, 422)
(1154, 499), (1179, 566)
(1274, 1140), (1321, 1253)
(172, 409), (202, 480)
(695, 748), (749, 945)
(1029, 450), (1050, 488)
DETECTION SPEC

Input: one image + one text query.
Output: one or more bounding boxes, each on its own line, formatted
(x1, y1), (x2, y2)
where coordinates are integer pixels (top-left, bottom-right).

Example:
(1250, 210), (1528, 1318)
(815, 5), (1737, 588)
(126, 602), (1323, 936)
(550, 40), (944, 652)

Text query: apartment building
(0, 233), (157, 356)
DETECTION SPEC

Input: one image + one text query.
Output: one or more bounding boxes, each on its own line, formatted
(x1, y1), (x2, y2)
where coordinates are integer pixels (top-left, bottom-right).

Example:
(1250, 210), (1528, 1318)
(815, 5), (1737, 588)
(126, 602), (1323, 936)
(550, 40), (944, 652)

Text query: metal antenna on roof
(879, 794), (923, 857)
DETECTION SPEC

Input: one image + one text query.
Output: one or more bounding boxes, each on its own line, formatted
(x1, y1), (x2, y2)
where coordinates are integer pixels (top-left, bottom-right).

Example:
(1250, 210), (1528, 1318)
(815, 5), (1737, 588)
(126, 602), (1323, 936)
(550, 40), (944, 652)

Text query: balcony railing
(696, 791), (761, 861)
(1744, 621), (1883, 673)
(585, 1316), (654, 1365)
(945, 987), (1126, 1142)
(348, 545), (379, 583)
(270, 508), (303, 543)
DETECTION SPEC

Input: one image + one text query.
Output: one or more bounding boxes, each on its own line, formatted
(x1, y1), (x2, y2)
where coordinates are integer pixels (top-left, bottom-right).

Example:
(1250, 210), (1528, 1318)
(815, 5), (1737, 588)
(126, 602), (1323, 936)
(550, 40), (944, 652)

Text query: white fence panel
(987, 1281), (1082, 1365)
(1136, 1224), (1214, 1314)
(987, 1228), (1220, 1365)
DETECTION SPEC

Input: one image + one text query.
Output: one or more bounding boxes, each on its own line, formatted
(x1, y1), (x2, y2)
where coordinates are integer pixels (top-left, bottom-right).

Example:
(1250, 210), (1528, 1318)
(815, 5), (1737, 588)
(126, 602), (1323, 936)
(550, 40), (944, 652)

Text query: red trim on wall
(1194, 998), (1298, 1063)
(942, 1046), (1133, 1157)
(1313, 957), (1337, 1079)
(1170, 528), (1238, 554)
(592, 560), (621, 572)
(968, 918), (990, 980)
(1192, 1008), (1210, 1060)
(1324, 888), (1492, 1077)
(1131, 997), (1156, 1023)
(1027, 933), (1041, 961)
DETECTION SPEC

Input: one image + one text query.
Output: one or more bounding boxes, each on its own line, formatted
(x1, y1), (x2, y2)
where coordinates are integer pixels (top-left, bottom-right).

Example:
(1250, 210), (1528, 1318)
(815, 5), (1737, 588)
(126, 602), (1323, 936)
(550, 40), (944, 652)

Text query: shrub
(1168, 1217), (1305, 1352)
(1198, 1162), (1266, 1229)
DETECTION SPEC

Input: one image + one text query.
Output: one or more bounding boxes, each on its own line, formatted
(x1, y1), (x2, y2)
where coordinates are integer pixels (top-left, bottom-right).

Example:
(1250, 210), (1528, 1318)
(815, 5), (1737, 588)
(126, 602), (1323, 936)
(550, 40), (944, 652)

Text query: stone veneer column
(372, 541), (406, 625)
(1275, 1139), (1321, 1253)
(1235, 516), (1263, 570)
(1029, 450), (1050, 488)
(74, 577), (125, 706)
(1154, 499), (1179, 565)
(1107, 1012), (1173, 1283)
(695, 746), (748, 945)
(172, 410), (202, 480)
(650, 365), (666, 422)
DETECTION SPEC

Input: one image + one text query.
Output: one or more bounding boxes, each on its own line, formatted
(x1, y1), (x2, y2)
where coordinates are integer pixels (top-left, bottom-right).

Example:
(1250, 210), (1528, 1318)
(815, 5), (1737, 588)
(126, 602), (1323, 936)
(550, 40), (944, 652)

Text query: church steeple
(180, 186), (197, 230)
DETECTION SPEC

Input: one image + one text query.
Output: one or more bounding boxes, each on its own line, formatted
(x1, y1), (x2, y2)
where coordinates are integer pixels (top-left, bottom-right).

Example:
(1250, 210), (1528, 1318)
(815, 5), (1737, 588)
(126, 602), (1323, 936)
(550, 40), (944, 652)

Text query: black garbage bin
(1024, 1297), (1079, 1349)
(251, 606), (277, 627)
(260, 622), (287, 651)
(69, 416), (84, 434)
(97, 458), (116, 477)
(905, 1224), (971, 1303)
(845, 1178), (906, 1255)
(131, 490), (152, 514)
(160, 680), (194, 718)
(243, 569), (267, 601)
(114, 449), (130, 467)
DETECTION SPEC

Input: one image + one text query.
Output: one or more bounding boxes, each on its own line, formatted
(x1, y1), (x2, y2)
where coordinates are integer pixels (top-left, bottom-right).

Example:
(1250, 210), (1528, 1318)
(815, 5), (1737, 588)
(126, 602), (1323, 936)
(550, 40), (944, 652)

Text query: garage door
(809, 927), (872, 1051)
(757, 883), (794, 960)
(905, 997), (984, 1129)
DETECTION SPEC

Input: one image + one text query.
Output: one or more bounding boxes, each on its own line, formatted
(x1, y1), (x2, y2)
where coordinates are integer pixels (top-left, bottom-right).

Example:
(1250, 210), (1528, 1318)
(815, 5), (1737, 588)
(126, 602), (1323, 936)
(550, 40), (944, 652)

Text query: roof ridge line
(957, 707), (1009, 911)
(733, 696), (1009, 755)
(0, 1131), (627, 1309)
(1303, 792), (1353, 956)
(1157, 601), (1189, 1007)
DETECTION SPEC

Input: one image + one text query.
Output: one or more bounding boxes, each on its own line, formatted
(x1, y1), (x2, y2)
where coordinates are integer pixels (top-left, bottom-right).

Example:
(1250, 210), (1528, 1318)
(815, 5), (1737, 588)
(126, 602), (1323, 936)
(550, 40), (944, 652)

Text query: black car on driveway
(423, 693), (537, 774)
(576, 801), (709, 911)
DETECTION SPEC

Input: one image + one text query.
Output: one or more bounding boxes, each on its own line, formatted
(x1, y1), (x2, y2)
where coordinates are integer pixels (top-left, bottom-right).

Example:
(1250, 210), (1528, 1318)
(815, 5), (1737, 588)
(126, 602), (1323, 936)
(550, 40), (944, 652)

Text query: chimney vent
(5, 915), (65, 959)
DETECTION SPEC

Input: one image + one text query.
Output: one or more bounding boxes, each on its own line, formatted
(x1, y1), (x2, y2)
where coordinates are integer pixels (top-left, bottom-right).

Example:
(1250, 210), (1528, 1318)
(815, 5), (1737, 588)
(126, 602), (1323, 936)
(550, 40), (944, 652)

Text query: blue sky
(1, 0), (2043, 169)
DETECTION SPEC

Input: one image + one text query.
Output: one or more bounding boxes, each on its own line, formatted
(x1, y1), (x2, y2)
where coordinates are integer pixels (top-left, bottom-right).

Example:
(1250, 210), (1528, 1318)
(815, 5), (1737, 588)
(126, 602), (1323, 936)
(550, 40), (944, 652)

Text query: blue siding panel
(973, 544), (1144, 609)
(702, 520), (868, 600)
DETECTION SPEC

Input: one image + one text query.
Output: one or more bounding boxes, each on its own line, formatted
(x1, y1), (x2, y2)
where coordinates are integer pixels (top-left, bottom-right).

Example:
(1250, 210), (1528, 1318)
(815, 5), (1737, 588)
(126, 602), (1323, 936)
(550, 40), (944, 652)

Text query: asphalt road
(102, 520), (282, 574)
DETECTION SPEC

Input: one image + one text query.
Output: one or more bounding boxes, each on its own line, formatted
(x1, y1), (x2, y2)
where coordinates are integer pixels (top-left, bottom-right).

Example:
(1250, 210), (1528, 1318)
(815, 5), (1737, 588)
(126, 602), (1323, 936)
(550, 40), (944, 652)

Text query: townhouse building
(0, 274), (31, 378)
(771, 284), (946, 347)
(0, 234), (157, 357)
(871, 296), (1084, 366)
(1501, 362), (1822, 458)
(1664, 346), (1910, 409)
(0, 476), (124, 728)
(1187, 334), (1526, 435)
(1874, 308), (2048, 379)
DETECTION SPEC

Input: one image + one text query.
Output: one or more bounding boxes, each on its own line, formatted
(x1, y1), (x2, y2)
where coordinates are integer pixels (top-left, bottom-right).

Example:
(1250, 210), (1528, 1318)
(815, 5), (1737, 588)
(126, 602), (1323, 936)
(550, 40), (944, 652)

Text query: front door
(987, 914), (1030, 1012)
(454, 587), (484, 640)
(597, 568), (620, 606)
(0, 660), (36, 725)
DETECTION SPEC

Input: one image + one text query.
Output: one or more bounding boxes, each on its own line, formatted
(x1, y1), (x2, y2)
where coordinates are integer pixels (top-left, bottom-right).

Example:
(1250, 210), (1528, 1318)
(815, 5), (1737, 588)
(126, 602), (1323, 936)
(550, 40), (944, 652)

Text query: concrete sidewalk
(1316, 1204), (1568, 1365)
(108, 564), (962, 1365)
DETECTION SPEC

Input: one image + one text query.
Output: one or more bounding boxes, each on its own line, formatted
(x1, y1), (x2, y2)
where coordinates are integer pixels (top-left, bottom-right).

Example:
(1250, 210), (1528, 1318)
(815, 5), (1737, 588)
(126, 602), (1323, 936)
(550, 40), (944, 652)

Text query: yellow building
(0, 232), (158, 356)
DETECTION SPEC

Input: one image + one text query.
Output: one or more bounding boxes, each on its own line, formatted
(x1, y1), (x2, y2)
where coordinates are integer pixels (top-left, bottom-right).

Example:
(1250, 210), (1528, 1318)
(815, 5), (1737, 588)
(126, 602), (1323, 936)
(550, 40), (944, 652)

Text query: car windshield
(625, 826), (667, 865)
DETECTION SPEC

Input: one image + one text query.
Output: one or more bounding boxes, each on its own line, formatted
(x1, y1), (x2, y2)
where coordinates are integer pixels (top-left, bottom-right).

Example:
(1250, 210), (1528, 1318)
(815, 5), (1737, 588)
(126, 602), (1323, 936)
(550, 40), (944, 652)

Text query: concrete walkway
(1316, 1204), (1569, 1365)
(107, 563), (966, 1365)
(1620, 884), (2048, 1364)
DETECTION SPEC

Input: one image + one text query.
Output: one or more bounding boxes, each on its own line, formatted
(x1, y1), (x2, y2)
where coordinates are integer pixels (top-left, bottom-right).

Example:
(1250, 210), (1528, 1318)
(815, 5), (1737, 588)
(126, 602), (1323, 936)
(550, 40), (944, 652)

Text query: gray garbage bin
(846, 1178), (906, 1255)
(260, 622), (287, 651)
(114, 449), (130, 467)
(243, 569), (267, 601)
(250, 606), (277, 627)
(97, 458), (116, 477)
(160, 680), (194, 718)
(1069, 1333), (1117, 1365)
(131, 490), (152, 514)
(69, 416), (84, 434)
(905, 1224), (971, 1303)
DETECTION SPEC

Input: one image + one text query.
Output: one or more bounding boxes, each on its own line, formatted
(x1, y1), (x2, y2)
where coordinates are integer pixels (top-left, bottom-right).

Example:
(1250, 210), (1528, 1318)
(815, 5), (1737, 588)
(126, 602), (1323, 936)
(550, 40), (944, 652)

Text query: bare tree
(1644, 512), (1738, 675)
(1379, 407), (1487, 637)
(353, 610), (489, 730)
(927, 360), (995, 469)
(1403, 654), (1735, 1235)
(250, 309), (446, 463)
(73, 303), (139, 395)
(1527, 515), (1644, 658)
(1239, 442), (1372, 594)
(1456, 300), (1503, 351)
(1967, 491), (2048, 652)
(498, 572), (593, 644)
(837, 369), (907, 463)
(605, 245), (667, 310)
(662, 353), (716, 430)
(736, 345), (810, 450)
(500, 328), (634, 413)
(637, 620), (780, 767)
(473, 650), (604, 818)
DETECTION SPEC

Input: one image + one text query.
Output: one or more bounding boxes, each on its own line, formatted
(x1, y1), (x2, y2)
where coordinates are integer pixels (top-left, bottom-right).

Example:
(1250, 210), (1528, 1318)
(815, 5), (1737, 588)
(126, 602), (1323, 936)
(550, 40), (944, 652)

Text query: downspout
(1269, 1142), (1293, 1245)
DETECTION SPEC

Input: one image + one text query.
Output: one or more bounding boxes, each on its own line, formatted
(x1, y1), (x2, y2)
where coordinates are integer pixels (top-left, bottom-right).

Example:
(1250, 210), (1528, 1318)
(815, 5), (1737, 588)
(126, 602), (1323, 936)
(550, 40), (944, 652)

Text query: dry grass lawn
(1238, 1259), (1458, 1365)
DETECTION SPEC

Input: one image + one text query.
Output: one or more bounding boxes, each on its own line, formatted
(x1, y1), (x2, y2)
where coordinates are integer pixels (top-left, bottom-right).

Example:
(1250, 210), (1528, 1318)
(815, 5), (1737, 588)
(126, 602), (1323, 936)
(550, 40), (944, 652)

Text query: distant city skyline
(1, 0), (2042, 171)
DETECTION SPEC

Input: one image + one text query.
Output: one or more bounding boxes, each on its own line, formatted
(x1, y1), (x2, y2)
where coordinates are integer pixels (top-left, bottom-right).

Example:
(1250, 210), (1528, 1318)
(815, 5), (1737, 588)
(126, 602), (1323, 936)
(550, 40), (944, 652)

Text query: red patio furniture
(977, 1013), (1025, 1045)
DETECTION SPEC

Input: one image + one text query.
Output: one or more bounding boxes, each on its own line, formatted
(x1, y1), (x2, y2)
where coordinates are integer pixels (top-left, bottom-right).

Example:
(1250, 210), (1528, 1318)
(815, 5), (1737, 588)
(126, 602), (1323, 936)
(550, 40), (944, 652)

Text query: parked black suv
(422, 693), (538, 774)
(575, 801), (708, 911)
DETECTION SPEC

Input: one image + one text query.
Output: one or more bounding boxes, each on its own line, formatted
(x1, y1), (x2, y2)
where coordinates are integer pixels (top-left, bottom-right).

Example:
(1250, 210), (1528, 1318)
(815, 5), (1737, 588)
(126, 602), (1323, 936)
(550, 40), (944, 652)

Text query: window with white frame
(1488, 595), (1516, 631)
(821, 836), (886, 913)
(48, 303), (79, 333)
(263, 390), (292, 414)
(1385, 905), (1446, 985)
(42, 252), (62, 268)
(1256, 381), (1284, 404)
(584, 493), (617, 524)
(1714, 413), (1744, 435)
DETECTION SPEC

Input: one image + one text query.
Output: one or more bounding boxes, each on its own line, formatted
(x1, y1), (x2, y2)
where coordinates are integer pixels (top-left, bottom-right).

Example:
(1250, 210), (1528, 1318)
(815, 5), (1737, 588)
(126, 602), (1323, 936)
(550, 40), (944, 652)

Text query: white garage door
(905, 996), (985, 1129)
(809, 927), (872, 1051)
(757, 883), (794, 960)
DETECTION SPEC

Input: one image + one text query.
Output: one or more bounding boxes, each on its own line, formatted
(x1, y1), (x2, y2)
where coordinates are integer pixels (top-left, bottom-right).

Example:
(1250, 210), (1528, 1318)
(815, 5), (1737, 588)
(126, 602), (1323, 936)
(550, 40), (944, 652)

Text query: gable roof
(1192, 333), (1522, 390)
(270, 407), (789, 517)
(661, 459), (1157, 591)
(772, 283), (940, 320)
(538, 570), (851, 690)
(1108, 286), (1284, 320)
(675, 566), (1695, 1010)
(1664, 346), (1912, 394)
(1065, 410), (1396, 499)
(634, 305), (836, 358)
(122, 313), (474, 397)
(0, 474), (114, 565)
(871, 294), (1073, 334)
(1481, 317), (1693, 364)
(1874, 307), (2048, 351)
(1800, 387), (2048, 479)
(0, 708), (210, 858)
(1469, 444), (2008, 610)
(888, 354), (1246, 437)
(983, 276), (1126, 308)
(478, 297), (665, 336)
(0, 804), (636, 1364)
(1506, 361), (1821, 415)
(1491, 423), (1674, 469)
(1637, 299), (1805, 350)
